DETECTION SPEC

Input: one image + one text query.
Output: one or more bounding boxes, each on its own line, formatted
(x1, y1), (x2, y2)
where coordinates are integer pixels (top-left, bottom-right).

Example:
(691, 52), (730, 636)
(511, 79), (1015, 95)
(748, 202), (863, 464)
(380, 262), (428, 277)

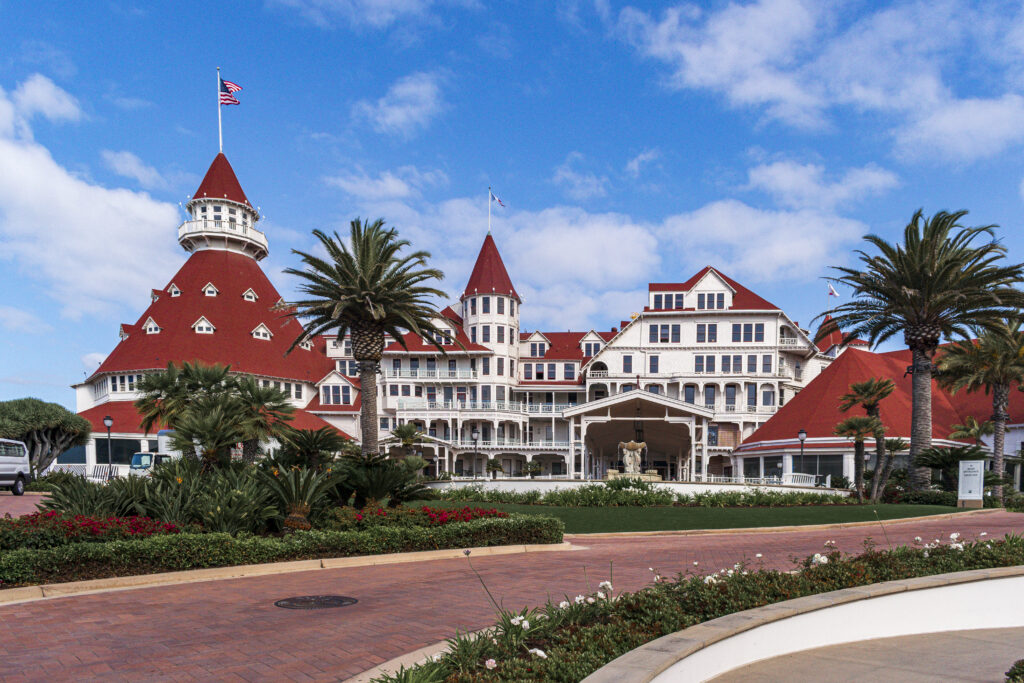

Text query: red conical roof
(461, 234), (519, 301)
(815, 315), (844, 352)
(192, 153), (251, 207)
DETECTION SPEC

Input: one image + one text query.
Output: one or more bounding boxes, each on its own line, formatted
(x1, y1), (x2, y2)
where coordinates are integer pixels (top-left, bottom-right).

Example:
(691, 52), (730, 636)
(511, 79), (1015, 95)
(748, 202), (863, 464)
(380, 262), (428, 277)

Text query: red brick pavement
(0, 510), (1020, 682)
(0, 493), (43, 518)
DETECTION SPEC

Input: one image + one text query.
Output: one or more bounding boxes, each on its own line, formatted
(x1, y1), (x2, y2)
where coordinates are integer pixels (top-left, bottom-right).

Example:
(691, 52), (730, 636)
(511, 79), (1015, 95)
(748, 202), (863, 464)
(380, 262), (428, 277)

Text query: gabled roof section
(648, 267), (778, 310)
(461, 234), (520, 301)
(440, 305), (463, 327)
(192, 152), (252, 207)
(242, 287), (258, 301)
(251, 323), (273, 339)
(815, 314), (844, 352)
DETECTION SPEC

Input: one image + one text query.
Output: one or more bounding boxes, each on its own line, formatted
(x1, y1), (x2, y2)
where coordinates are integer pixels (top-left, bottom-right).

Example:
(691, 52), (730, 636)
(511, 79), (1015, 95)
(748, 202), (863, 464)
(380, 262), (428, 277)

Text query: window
(762, 387), (776, 406)
(671, 324), (680, 343)
(144, 318), (160, 334)
(168, 284), (180, 297)
(725, 385), (737, 405)
(410, 358), (420, 372)
(675, 293), (684, 308)
(321, 385), (352, 405)
(706, 355), (716, 372)
(747, 355), (757, 373)
(495, 326), (503, 343)
(564, 363), (575, 380)
(344, 340), (352, 356)
(535, 363), (544, 380)
(470, 298), (477, 315)
(242, 288), (257, 302)
(510, 299), (515, 316)
(650, 325), (658, 343)
(524, 364), (533, 379)
(722, 355), (731, 373)
(414, 385), (423, 397)
(252, 325), (271, 340)
(510, 359), (515, 375)
(707, 324), (717, 342)
(623, 355), (632, 373)
(584, 342), (601, 356)
(649, 355), (659, 373)
(294, 384), (302, 400)
(717, 293), (725, 309)
(653, 294), (663, 309)
(747, 383), (757, 407)
(755, 323), (765, 342)
(401, 385), (411, 397)
(203, 283), (218, 297)
(704, 385), (716, 407)
(697, 324), (706, 343)
(380, 417), (390, 430)
(392, 358), (402, 373)
(193, 317), (214, 334)
(698, 293), (706, 309)
(530, 342), (546, 357)
(497, 357), (504, 375)
(449, 359), (457, 373)
(684, 385), (696, 404)
(482, 326), (490, 343)
(426, 357), (436, 372)
(482, 358), (490, 375)
(547, 363), (556, 380)
(730, 324), (740, 342)
(482, 296), (490, 313)
(743, 323), (753, 342)
(659, 324), (670, 343)
(471, 327), (477, 343)
(732, 354), (741, 372)
(389, 384), (398, 396)
(497, 297), (504, 314)
(695, 355), (704, 373)
(496, 386), (505, 402)
(762, 354), (772, 373)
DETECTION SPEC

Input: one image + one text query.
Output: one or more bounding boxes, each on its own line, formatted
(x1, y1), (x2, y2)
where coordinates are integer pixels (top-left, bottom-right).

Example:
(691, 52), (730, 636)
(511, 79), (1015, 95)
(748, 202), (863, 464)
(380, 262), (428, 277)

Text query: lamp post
(797, 428), (807, 475)
(103, 415), (113, 481)
(472, 428), (480, 478)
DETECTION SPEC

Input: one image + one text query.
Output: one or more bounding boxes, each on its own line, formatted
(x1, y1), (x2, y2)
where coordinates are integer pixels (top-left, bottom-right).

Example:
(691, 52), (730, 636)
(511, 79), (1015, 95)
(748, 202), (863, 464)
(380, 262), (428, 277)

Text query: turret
(178, 153), (268, 261)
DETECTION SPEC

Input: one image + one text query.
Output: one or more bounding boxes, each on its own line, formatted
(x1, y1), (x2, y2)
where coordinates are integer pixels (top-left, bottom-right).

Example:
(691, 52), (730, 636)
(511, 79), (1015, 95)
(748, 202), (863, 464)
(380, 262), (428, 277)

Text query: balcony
(451, 439), (571, 451)
(589, 370), (609, 378)
(177, 219), (268, 255)
(386, 369), (477, 380)
(394, 401), (573, 415)
(779, 338), (798, 346)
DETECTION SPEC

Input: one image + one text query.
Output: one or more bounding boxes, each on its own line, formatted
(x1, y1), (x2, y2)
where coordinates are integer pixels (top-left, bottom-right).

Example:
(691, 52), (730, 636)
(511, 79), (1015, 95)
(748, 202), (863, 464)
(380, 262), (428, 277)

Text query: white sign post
(958, 460), (985, 508)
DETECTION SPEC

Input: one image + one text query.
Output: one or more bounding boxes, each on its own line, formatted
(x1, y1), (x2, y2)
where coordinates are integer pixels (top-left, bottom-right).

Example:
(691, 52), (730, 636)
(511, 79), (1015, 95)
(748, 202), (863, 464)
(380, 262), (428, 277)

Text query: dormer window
(242, 288), (258, 302)
(299, 340), (312, 351)
(168, 283), (181, 297)
(144, 317), (161, 335)
(252, 324), (272, 340)
(192, 317), (215, 334)
(203, 283), (219, 297)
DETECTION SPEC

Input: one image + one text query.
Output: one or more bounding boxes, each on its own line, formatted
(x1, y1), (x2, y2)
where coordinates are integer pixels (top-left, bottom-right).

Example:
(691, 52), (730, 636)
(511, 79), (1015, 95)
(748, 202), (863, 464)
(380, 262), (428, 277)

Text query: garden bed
(373, 532), (1024, 682)
(0, 514), (563, 588)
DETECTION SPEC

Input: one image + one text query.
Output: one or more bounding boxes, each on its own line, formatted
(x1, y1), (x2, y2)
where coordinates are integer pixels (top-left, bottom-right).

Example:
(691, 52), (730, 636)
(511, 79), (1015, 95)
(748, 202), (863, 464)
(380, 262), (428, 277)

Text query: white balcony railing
(450, 439), (571, 450)
(779, 338), (798, 345)
(395, 400), (575, 415)
(386, 369), (477, 380)
(177, 219), (268, 251)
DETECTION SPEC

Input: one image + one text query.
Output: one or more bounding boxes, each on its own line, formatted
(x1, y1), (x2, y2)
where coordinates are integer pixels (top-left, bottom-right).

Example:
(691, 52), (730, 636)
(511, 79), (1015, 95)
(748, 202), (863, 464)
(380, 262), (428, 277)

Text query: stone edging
(582, 564), (1024, 682)
(565, 506), (999, 538)
(0, 541), (576, 607)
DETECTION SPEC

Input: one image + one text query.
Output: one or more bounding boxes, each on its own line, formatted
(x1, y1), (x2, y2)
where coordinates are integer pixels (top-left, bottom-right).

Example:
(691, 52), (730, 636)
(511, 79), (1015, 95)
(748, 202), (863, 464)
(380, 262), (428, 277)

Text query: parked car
(0, 438), (32, 495)
(129, 452), (176, 475)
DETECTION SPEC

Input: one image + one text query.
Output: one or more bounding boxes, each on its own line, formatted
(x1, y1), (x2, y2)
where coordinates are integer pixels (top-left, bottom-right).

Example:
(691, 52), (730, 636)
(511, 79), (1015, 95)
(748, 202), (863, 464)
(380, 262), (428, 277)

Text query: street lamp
(103, 415), (113, 480)
(797, 428), (807, 475)
(471, 428), (480, 477)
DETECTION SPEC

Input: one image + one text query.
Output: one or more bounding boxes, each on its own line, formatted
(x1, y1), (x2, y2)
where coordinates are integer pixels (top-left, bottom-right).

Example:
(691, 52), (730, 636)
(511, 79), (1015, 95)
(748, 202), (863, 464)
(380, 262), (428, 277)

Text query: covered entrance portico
(563, 391), (713, 481)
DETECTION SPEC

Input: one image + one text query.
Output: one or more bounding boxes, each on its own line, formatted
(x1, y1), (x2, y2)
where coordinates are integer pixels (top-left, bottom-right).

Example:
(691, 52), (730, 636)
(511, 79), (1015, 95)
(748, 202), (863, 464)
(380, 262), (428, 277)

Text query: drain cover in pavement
(274, 595), (358, 610)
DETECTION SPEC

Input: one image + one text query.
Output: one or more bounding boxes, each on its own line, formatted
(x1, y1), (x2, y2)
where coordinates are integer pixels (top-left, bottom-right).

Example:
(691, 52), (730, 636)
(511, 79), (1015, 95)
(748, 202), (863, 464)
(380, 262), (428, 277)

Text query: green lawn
(418, 501), (963, 534)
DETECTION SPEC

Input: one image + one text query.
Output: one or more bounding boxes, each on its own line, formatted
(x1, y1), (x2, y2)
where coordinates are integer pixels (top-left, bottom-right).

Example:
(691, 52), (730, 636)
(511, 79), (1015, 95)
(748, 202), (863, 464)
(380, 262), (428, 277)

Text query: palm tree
(877, 437), (908, 499)
(819, 210), (1024, 490)
(136, 362), (233, 461)
(834, 416), (883, 502)
(278, 425), (351, 470)
(949, 415), (995, 445)
(170, 396), (247, 470)
(280, 219), (450, 457)
(937, 320), (1024, 499)
(233, 377), (295, 463)
(389, 422), (424, 458)
(838, 378), (895, 501)
(913, 444), (990, 492)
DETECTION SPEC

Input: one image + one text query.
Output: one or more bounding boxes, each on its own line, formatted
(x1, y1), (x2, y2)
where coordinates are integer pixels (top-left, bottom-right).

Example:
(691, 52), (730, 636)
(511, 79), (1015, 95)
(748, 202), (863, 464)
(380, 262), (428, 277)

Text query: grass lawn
(417, 501), (964, 534)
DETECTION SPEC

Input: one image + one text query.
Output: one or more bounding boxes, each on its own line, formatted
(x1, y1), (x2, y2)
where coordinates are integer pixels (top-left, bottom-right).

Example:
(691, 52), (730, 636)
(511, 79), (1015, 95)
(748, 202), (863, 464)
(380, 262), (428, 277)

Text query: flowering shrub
(0, 511), (180, 551)
(374, 531), (1024, 682)
(1006, 658), (1024, 683)
(320, 505), (507, 532)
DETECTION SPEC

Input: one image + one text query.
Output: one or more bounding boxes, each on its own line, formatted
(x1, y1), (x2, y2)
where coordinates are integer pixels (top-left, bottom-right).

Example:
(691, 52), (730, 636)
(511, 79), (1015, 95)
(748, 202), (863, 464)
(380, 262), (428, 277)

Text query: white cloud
(352, 71), (446, 137)
(663, 199), (863, 282)
(0, 76), (181, 319)
(552, 152), (609, 200)
(101, 149), (167, 190)
(81, 352), (107, 370)
(325, 165), (448, 200)
(0, 306), (52, 333)
(269, 0), (476, 29)
(746, 161), (899, 210)
(613, 1), (1024, 160)
(625, 148), (660, 178)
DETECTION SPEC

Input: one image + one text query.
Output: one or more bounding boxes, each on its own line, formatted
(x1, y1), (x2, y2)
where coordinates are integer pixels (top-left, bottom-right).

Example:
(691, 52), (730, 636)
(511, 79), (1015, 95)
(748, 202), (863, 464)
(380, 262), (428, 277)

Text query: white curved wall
(426, 479), (840, 497)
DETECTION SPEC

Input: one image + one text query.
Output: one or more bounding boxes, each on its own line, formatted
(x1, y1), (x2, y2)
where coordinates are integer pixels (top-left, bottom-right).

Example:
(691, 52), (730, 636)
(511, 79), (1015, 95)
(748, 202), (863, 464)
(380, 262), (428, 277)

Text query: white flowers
(703, 574), (718, 584)
(558, 600), (570, 609)
(574, 595), (586, 604)
(980, 532), (988, 537)
(528, 648), (547, 659)
(485, 659), (497, 670)
(692, 561), (699, 566)
(755, 553), (763, 558)
(596, 591), (606, 600)
(824, 539), (836, 548)
(599, 580), (613, 592)
(811, 553), (829, 565)
(914, 536), (922, 543)
(586, 597), (596, 604)
(510, 616), (530, 629)
(950, 532), (960, 541)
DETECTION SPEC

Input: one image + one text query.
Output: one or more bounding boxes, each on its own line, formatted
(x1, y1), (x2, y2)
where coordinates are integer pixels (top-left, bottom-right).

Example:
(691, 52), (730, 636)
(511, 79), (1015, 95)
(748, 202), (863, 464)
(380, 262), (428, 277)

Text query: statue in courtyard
(618, 440), (646, 474)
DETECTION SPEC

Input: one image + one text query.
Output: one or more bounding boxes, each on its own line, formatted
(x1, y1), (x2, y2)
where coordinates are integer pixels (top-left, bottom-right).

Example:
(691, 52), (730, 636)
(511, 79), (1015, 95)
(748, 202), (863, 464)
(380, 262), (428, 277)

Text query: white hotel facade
(70, 152), (836, 480)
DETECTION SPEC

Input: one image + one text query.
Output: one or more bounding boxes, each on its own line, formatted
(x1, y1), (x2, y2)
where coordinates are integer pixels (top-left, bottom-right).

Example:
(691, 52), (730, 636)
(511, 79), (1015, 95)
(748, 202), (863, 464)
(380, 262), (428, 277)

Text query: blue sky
(3, 0), (1024, 409)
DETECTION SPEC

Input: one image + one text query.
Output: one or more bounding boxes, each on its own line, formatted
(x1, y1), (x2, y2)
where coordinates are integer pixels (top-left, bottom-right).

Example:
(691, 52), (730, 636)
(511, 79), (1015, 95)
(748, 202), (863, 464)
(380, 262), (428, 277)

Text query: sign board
(958, 460), (985, 501)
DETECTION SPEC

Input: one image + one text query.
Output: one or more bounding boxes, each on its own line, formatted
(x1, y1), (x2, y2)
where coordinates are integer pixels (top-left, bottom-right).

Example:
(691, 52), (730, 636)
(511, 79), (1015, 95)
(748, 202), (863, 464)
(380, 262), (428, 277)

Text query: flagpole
(487, 186), (492, 235)
(217, 67), (223, 153)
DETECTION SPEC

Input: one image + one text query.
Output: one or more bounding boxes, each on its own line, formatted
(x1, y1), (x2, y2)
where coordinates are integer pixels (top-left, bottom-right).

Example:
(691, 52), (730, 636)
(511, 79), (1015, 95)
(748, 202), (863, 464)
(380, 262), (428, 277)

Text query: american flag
(219, 77), (242, 105)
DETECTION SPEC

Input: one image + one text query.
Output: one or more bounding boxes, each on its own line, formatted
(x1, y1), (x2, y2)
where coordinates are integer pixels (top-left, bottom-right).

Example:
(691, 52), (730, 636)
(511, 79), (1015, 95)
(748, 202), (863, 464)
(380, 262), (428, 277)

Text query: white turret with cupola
(177, 152), (268, 261)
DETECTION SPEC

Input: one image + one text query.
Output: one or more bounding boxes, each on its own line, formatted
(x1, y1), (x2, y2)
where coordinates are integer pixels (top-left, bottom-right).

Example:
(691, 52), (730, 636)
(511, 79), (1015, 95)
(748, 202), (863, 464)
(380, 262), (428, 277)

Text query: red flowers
(3, 511), (179, 546)
(419, 506), (507, 526)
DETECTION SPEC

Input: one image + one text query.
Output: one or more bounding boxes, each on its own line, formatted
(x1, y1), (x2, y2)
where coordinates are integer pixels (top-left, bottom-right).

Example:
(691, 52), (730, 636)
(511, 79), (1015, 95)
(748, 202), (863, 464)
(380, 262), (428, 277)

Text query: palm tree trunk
(992, 383), (1009, 501)
(909, 348), (933, 490)
(854, 441), (865, 503)
(868, 406), (886, 501)
(358, 362), (379, 457)
(877, 451), (898, 501)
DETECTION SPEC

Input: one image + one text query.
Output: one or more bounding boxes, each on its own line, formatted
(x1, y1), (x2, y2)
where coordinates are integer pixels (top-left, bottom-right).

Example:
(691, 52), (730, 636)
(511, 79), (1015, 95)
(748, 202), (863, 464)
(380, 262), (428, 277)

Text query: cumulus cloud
(625, 148), (660, 178)
(612, 1), (1024, 160)
(101, 149), (167, 189)
(746, 161), (899, 210)
(352, 71), (446, 137)
(81, 352), (107, 370)
(325, 165), (448, 200)
(552, 152), (609, 200)
(0, 75), (181, 319)
(0, 306), (53, 333)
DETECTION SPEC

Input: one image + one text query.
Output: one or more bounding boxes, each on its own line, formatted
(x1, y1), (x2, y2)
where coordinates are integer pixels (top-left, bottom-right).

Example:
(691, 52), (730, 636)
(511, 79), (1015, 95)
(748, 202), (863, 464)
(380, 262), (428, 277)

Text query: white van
(0, 438), (32, 496)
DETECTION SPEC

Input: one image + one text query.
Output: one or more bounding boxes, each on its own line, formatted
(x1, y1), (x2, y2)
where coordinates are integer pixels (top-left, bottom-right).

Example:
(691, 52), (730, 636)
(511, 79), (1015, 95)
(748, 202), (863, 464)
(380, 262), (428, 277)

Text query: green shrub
(25, 470), (84, 492)
(1007, 659), (1024, 683)
(0, 514), (563, 587)
(373, 533), (1024, 682)
(319, 506), (508, 532)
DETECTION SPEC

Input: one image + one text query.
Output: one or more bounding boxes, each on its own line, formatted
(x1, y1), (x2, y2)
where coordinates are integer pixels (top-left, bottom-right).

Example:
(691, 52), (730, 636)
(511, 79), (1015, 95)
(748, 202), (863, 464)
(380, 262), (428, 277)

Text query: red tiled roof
(192, 153), (251, 207)
(740, 347), (1024, 449)
(91, 250), (333, 383)
(384, 330), (491, 353)
(461, 234), (520, 301)
(647, 267), (778, 310)
(304, 394), (361, 413)
(289, 408), (353, 438)
(440, 306), (463, 326)
(815, 315), (843, 352)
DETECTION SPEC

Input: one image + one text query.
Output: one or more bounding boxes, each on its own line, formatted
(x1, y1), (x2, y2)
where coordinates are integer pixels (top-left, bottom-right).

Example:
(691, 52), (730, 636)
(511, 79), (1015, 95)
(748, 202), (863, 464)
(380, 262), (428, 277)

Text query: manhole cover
(274, 595), (358, 610)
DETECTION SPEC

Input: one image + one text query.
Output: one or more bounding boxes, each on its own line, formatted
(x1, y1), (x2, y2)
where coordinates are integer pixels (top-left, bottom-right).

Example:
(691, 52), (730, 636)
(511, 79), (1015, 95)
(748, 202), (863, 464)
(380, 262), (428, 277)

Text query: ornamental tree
(0, 398), (91, 475)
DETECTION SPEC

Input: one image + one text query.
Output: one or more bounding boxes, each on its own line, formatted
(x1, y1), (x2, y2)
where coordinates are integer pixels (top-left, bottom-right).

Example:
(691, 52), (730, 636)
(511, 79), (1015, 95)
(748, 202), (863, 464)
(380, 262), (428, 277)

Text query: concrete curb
(565, 507), (1001, 539)
(0, 541), (576, 607)
(582, 564), (1024, 683)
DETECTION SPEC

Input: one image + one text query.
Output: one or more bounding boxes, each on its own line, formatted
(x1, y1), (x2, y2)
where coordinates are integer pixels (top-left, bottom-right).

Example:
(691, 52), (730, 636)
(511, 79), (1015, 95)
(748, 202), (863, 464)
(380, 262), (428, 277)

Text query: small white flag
(827, 283), (839, 297)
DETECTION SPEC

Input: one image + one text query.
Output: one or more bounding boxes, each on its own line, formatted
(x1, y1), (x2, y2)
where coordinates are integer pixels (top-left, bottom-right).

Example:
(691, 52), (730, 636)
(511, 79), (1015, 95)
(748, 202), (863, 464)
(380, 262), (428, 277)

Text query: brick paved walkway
(0, 510), (1020, 682)
(0, 493), (43, 518)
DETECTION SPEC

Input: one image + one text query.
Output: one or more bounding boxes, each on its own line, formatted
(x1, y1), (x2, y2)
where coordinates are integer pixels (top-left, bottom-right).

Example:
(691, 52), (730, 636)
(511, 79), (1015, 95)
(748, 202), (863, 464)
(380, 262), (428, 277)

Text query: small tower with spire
(178, 153), (268, 261)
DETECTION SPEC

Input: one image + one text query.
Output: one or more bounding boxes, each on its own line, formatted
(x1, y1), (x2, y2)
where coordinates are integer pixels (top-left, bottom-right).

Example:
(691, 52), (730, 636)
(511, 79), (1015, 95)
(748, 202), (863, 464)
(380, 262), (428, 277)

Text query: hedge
(0, 514), (563, 587)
